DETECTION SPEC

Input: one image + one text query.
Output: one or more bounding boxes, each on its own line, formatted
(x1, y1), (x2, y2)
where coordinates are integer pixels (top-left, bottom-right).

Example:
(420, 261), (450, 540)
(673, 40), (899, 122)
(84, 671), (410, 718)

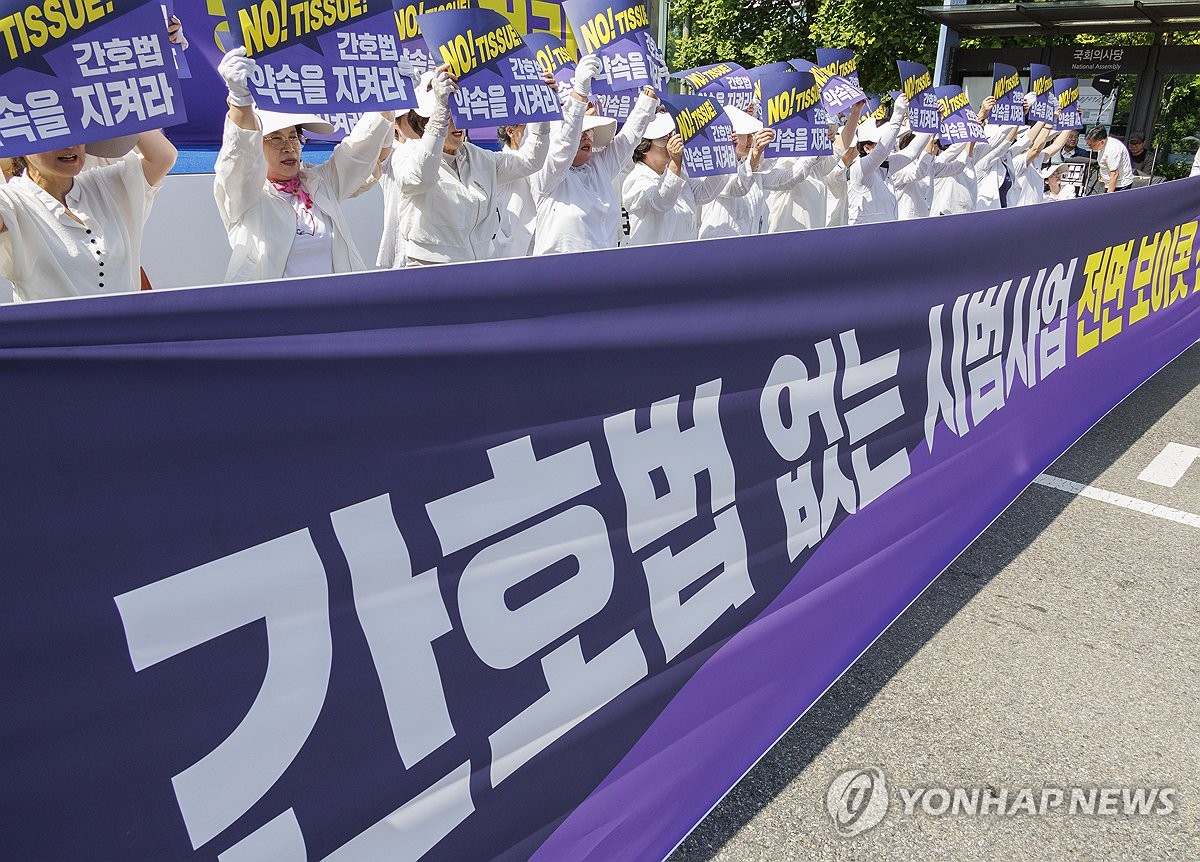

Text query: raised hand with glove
(219, 47), (257, 108)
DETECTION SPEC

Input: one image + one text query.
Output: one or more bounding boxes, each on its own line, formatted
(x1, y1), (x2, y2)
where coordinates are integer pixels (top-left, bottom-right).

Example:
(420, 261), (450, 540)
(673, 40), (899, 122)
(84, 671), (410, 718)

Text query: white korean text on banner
(0, 0), (187, 156)
(415, 7), (561, 129)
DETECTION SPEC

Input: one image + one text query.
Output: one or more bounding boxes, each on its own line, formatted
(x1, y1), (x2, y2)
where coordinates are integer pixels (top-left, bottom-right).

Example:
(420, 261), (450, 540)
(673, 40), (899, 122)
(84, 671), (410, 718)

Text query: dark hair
(1085, 126), (1108, 144)
(856, 141), (871, 159)
(10, 155), (27, 176)
(632, 139), (653, 163)
(498, 126), (512, 145)
(897, 131), (915, 150)
(406, 110), (427, 138)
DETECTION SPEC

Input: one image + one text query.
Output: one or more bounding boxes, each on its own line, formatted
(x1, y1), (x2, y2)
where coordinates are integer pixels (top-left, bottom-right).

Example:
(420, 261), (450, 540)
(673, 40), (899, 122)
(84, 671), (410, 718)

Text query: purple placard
(897, 59), (938, 133)
(160, 0), (191, 77)
(1054, 77), (1084, 130)
(0, 0), (187, 157)
(561, 0), (652, 94)
(759, 69), (832, 157)
(815, 47), (859, 86)
(935, 84), (986, 145)
(594, 88), (637, 121)
(657, 91), (736, 176)
(416, 7), (561, 128)
(223, 0), (417, 114)
(521, 31), (576, 85)
(673, 62), (754, 112)
(746, 59), (794, 106)
(393, 0), (471, 76)
(1029, 62), (1056, 124)
(991, 61), (1024, 125)
(790, 57), (865, 117)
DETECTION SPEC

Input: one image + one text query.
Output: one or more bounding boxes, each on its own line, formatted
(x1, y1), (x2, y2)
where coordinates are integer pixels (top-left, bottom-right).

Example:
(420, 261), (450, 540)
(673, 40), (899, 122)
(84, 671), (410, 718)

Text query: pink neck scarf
(270, 176), (312, 209)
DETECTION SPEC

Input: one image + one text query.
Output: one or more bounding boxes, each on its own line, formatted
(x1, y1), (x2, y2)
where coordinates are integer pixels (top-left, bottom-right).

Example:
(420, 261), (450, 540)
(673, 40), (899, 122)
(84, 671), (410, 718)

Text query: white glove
(218, 47), (256, 107)
(892, 93), (909, 121)
(431, 68), (457, 103)
(573, 53), (602, 97)
(397, 56), (416, 82)
(167, 15), (188, 50)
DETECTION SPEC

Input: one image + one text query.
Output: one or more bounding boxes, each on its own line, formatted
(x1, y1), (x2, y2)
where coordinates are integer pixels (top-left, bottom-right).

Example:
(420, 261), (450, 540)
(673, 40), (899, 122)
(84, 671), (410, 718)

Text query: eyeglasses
(264, 133), (306, 150)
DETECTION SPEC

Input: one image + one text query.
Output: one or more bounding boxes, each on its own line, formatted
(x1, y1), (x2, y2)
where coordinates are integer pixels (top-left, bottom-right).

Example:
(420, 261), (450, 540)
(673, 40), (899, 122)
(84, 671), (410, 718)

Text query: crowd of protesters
(0, 31), (1195, 303)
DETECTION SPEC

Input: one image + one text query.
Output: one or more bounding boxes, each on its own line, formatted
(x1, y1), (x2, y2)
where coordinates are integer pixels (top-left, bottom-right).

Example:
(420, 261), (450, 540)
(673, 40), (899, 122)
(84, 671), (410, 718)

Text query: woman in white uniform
(394, 67), (550, 266)
(213, 47), (396, 283)
(847, 93), (909, 225)
(699, 108), (778, 239)
(0, 130), (176, 302)
(531, 54), (658, 256)
(624, 110), (752, 245)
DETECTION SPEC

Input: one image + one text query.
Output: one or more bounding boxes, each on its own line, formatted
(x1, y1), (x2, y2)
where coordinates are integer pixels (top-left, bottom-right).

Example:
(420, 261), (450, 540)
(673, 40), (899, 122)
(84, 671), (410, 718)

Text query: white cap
(1040, 162), (1067, 178)
(583, 113), (617, 149)
(85, 134), (139, 158)
(256, 110), (335, 137)
(644, 111), (676, 140)
(1023, 91), (1037, 108)
(723, 104), (763, 135)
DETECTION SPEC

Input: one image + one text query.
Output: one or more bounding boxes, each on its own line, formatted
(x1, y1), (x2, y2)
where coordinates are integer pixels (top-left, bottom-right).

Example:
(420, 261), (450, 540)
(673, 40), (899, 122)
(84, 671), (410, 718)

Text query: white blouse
(0, 156), (159, 302)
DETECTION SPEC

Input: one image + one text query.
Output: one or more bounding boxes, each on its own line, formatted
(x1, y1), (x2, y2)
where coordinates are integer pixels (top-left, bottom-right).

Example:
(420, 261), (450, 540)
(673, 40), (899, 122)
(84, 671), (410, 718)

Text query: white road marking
(1136, 442), (1200, 488)
(1033, 473), (1200, 529)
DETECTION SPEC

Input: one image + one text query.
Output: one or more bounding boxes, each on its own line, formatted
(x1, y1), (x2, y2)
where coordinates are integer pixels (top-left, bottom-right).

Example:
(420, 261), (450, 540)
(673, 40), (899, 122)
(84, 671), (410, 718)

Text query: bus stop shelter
(918, 0), (1200, 136)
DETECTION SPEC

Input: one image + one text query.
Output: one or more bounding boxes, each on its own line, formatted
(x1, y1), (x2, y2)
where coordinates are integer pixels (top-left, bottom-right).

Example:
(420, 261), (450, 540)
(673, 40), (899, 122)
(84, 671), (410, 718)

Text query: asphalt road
(668, 343), (1200, 862)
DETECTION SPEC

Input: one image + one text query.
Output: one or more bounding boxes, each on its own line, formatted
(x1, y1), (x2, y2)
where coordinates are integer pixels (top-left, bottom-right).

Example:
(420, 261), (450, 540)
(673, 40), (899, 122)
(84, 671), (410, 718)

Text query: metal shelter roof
(918, 0), (1200, 37)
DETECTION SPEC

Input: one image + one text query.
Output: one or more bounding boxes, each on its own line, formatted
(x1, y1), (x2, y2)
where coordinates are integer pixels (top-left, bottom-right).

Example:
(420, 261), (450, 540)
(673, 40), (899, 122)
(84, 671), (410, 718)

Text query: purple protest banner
(0, 0), (187, 158)
(759, 69), (832, 158)
(521, 31), (576, 85)
(897, 59), (938, 133)
(2, 181), (1199, 862)
(658, 91), (736, 177)
(160, 0), (192, 77)
(561, 0), (651, 94)
(991, 61), (1024, 125)
(1054, 77), (1084, 130)
(1029, 62), (1056, 124)
(674, 62), (754, 112)
(222, 0), (417, 116)
(935, 84), (986, 146)
(416, 7), (561, 129)
(815, 47), (858, 86)
(864, 93), (890, 122)
(594, 89), (636, 121)
(790, 57), (865, 117)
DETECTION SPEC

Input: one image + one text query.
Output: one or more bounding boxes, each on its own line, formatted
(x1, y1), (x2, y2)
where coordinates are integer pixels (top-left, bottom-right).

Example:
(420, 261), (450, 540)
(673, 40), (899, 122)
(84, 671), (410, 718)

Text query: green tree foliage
(666, 0), (939, 91)
(807, 0), (940, 92)
(668, 0), (817, 72)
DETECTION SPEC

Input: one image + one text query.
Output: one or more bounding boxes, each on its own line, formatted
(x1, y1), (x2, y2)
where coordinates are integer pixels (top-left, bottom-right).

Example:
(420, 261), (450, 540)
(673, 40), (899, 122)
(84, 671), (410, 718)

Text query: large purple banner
(1, 182), (1198, 862)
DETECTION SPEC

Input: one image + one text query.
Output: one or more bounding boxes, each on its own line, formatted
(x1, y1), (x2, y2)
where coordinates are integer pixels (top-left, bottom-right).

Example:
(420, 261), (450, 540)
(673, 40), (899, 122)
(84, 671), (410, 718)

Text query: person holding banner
(888, 129), (938, 221)
(1085, 126), (1134, 193)
(493, 124), (539, 259)
(531, 54), (659, 256)
(765, 106), (862, 234)
(0, 130), (177, 302)
(213, 48), (397, 283)
(391, 67), (551, 266)
(846, 93), (908, 225)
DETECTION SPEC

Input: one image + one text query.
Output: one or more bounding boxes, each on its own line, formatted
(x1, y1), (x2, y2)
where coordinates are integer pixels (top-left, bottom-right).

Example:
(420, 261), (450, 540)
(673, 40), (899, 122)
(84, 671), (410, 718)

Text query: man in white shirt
(1084, 126), (1134, 193)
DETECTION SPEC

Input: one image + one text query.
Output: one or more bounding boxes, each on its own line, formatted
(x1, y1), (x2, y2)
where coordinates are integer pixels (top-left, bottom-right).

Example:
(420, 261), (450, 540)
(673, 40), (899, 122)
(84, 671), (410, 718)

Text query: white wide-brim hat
(256, 110), (335, 137)
(583, 113), (617, 149)
(85, 134), (140, 158)
(1040, 162), (1068, 179)
(643, 111), (676, 140)
(853, 118), (881, 145)
(723, 104), (763, 135)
